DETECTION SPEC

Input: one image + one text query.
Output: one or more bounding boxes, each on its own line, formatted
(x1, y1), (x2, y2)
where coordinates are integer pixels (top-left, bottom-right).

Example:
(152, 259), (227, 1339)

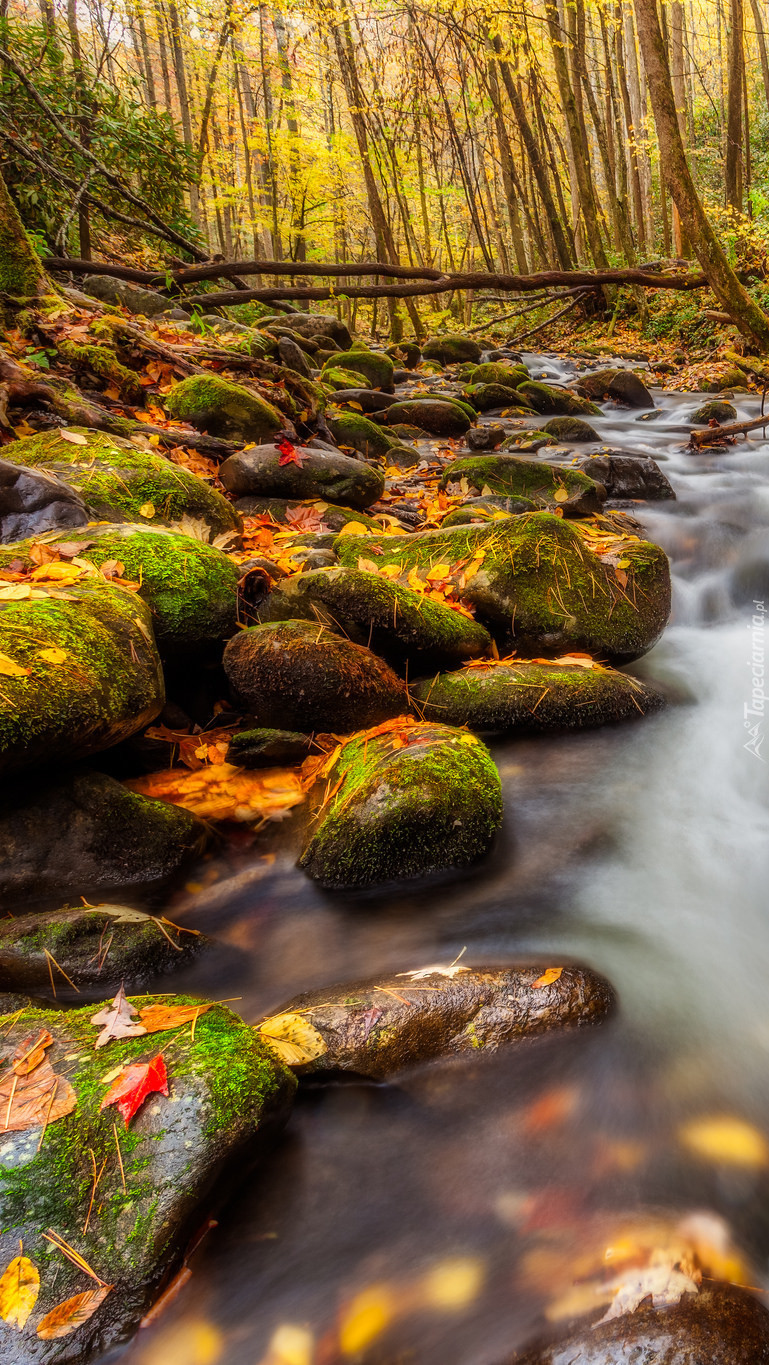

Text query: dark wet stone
(263, 961), (615, 1078)
(467, 424), (506, 450)
(517, 382), (600, 416)
(507, 1281), (769, 1364)
(543, 416), (599, 442)
(0, 770), (204, 909)
(220, 444), (384, 509)
(223, 619), (408, 731)
(500, 430), (558, 452)
(383, 399), (473, 436)
(0, 999), (295, 1364)
(0, 458), (88, 544)
(575, 453), (675, 501)
(226, 727), (316, 767)
(421, 335), (483, 364)
(607, 370), (655, 407)
(232, 497), (379, 533)
(574, 367), (621, 399)
(0, 904), (205, 994)
(331, 388), (398, 413)
(277, 335), (313, 377)
(299, 721), (502, 888)
(261, 310), (352, 349)
(411, 661), (665, 734)
(690, 399), (737, 424)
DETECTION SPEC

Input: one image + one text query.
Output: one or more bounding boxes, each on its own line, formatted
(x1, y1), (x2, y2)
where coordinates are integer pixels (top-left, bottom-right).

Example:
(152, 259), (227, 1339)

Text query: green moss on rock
(517, 381), (601, 416)
(469, 361), (529, 387)
(164, 375), (282, 443)
(542, 416), (599, 442)
(421, 335), (482, 365)
(441, 455), (605, 516)
(56, 339), (144, 403)
(382, 399), (472, 436)
(327, 412), (394, 459)
(463, 382), (533, 413)
(321, 350), (394, 391)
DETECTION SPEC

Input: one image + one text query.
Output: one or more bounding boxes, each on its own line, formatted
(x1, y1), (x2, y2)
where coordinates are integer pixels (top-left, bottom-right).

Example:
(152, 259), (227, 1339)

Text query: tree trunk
(0, 166), (48, 302)
(748, 0), (769, 116)
(633, 0), (769, 346)
(725, 0), (744, 210)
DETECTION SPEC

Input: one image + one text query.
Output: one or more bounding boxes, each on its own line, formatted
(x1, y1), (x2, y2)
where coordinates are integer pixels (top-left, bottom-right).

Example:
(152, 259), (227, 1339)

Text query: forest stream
(98, 354), (769, 1365)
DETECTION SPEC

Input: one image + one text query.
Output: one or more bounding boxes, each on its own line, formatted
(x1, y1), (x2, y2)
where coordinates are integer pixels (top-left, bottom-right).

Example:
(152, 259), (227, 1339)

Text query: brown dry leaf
(125, 763), (307, 823)
(0, 1255), (40, 1329)
(258, 1013), (327, 1067)
(12, 1029), (54, 1075)
(357, 557), (381, 574)
(0, 1057), (76, 1132)
(91, 986), (147, 1049)
(58, 430), (88, 445)
(531, 967), (564, 989)
(36, 1286), (112, 1339)
(138, 1003), (212, 1035)
(0, 653), (29, 678)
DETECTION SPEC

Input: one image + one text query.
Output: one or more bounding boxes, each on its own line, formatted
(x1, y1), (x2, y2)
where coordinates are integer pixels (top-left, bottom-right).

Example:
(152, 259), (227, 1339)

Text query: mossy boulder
(421, 335), (483, 365)
(382, 399), (472, 436)
(0, 580), (163, 776)
(441, 496), (540, 525)
(164, 375), (283, 443)
(542, 416), (599, 442)
(334, 512), (671, 662)
(0, 998), (295, 1363)
(501, 430), (558, 452)
(0, 524), (239, 655)
(0, 770), (204, 908)
(517, 381), (600, 416)
(441, 455), (605, 517)
(319, 366), (372, 392)
(4, 429), (240, 537)
(232, 498), (380, 532)
(327, 412), (394, 459)
(219, 444), (385, 510)
(260, 566), (492, 669)
(0, 457), (88, 544)
(574, 366), (621, 399)
(321, 349), (394, 392)
(223, 619), (408, 731)
(263, 961), (615, 1077)
(575, 453), (675, 502)
(299, 721), (502, 887)
(463, 382), (533, 413)
(226, 728), (316, 767)
(470, 361), (529, 387)
(411, 660), (664, 734)
(690, 399), (737, 424)
(385, 341), (421, 369)
(330, 388), (397, 414)
(0, 903), (205, 995)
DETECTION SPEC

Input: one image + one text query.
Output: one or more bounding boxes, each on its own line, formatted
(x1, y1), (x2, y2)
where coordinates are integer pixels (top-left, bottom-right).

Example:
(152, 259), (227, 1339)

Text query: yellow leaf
(421, 1257), (484, 1309)
(339, 1285), (396, 1356)
(37, 648), (68, 665)
(680, 1116), (769, 1168)
(480, 484), (494, 497)
(426, 563), (452, 582)
(30, 562), (82, 582)
(458, 733), (477, 745)
(346, 401), (363, 411)
(37, 1286), (112, 1339)
(553, 488), (569, 503)
(0, 653), (29, 678)
(138, 502), (156, 519)
(407, 566), (424, 592)
(0, 584), (31, 600)
(0, 1255), (40, 1329)
(258, 1012), (327, 1067)
(336, 521), (370, 537)
(531, 967), (564, 989)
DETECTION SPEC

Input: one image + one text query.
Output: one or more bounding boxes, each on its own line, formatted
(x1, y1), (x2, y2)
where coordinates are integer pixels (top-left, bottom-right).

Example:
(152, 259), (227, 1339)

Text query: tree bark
(0, 166), (48, 302)
(725, 0), (744, 210)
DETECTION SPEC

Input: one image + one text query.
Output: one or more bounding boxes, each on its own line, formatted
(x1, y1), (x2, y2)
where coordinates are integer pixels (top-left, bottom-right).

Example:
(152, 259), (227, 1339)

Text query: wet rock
(0, 770), (204, 907)
(80, 275), (172, 315)
(463, 382), (533, 413)
(467, 424), (506, 451)
(382, 399), (473, 436)
(223, 619), (408, 731)
(299, 721), (502, 888)
(0, 580), (163, 776)
(543, 416), (599, 443)
(0, 458), (88, 544)
(264, 960), (614, 1076)
(277, 335), (313, 377)
(259, 566), (492, 669)
(0, 903), (205, 993)
(441, 455), (605, 517)
(574, 367), (620, 399)
(501, 430), (558, 452)
(331, 388), (398, 413)
(164, 375), (282, 444)
(335, 512), (671, 662)
(5, 428), (240, 537)
(299, 546), (338, 570)
(517, 382), (600, 416)
(470, 361), (529, 387)
(384, 442), (421, 467)
(219, 444), (385, 509)
(232, 497), (380, 532)
(421, 335), (483, 364)
(0, 998), (295, 1363)
(263, 310), (352, 349)
(411, 661), (664, 734)
(575, 453), (675, 502)
(607, 369), (655, 407)
(226, 727), (316, 767)
(508, 1281), (769, 1364)
(441, 495), (538, 525)
(326, 412), (394, 459)
(690, 399), (737, 424)
(321, 348), (394, 391)
(388, 423), (425, 441)
(0, 524), (239, 655)
(385, 341), (421, 368)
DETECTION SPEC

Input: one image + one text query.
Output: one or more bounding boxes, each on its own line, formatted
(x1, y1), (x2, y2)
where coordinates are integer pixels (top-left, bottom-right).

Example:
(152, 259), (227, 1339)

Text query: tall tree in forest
(725, 0), (744, 210)
(633, 0), (769, 346)
(0, 164), (47, 299)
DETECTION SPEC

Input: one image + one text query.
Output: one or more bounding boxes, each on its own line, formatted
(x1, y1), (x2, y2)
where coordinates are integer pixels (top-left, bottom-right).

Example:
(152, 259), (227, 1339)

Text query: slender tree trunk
(544, 0), (608, 268)
(66, 0), (91, 259)
(164, 0), (200, 220)
(748, 0), (769, 115)
(725, 0), (744, 210)
(0, 166), (48, 303)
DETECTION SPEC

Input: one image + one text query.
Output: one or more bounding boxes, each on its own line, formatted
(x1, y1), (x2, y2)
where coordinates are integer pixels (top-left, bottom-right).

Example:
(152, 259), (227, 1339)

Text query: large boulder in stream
(299, 719), (502, 887)
(411, 660), (664, 734)
(164, 374), (283, 443)
(421, 335), (483, 364)
(219, 444), (385, 510)
(575, 452), (675, 502)
(517, 382), (600, 416)
(0, 770), (204, 908)
(382, 398), (473, 436)
(259, 566), (492, 669)
(259, 961), (614, 1078)
(507, 1281), (769, 1364)
(4, 429), (240, 537)
(0, 579), (163, 776)
(223, 619), (408, 731)
(441, 455), (605, 517)
(0, 458), (88, 544)
(334, 512), (671, 663)
(0, 998), (295, 1364)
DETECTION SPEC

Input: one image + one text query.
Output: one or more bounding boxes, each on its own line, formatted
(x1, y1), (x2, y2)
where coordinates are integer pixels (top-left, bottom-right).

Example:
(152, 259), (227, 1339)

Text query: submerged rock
(0, 458), (88, 544)
(411, 661), (664, 734)
(226, 728), (316, 767)
(4, 428), (240, 537)
(508, 1281), (769, 1364)
(165, 374), (283, 444)
(334, 512), (671, 662)
(467, 424), (507, 451)
(0, 770), (204, 907)
(441, 455), (605, 517)
(219, 444), (385, 509)
(383, 399), (473, 436)
(299, 721), (502, 888)
(501, 430), (558, 452)
(0, 998), (295, 1363)
(517, 382), (600, 416)
(575, 453), (675, 502)
(690, 399), (738, 424)
(262, 961), (614, 1077)
(259, 566), (492, 669)
(421, 335), (483, 364)
(223, 619), (408, 731)
(0, 581), (163, 776)
(0, 903), (204, 993)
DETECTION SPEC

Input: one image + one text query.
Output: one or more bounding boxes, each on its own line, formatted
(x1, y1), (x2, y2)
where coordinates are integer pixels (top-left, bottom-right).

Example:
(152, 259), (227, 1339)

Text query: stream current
(115, 354), (769, 1365)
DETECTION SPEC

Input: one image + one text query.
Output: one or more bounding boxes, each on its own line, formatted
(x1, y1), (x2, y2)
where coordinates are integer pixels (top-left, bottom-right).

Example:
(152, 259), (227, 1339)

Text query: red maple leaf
(99, 1055), (169, 1126)
(277, 438), (305, 467)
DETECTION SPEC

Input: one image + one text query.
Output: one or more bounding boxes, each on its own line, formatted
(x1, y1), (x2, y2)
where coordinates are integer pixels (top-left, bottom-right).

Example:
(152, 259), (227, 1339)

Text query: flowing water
(114, 355), (769, 1365)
